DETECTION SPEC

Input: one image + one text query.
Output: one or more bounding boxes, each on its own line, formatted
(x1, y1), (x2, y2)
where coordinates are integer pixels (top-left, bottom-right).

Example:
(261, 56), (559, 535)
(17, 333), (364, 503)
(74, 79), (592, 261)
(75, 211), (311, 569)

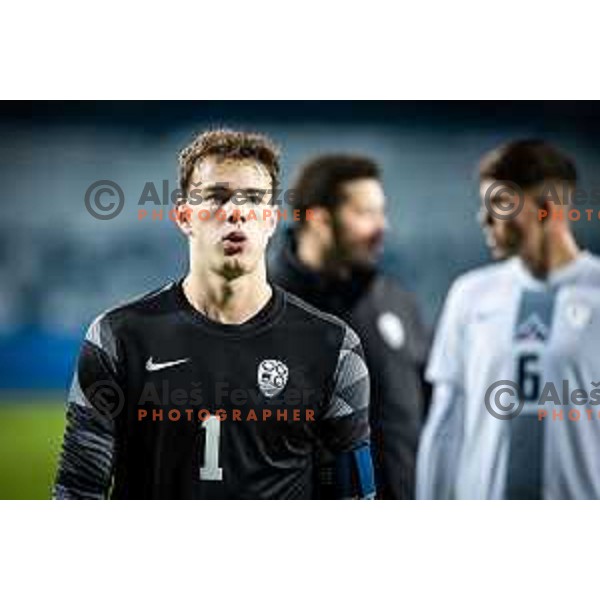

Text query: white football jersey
(426, 251), (600, 499)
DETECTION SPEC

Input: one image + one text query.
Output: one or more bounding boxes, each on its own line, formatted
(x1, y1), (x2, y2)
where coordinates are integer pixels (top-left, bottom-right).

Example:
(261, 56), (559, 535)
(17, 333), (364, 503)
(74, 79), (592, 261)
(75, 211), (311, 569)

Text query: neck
(296, 228), (351, 279)
(525, 226), (580, 279)
(183, 260), (272, 325)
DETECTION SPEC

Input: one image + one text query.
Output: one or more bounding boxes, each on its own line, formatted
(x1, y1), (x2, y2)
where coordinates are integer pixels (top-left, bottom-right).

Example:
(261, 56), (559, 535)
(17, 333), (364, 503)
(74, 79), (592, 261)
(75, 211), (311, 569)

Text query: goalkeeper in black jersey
(53, 128), (375, 500)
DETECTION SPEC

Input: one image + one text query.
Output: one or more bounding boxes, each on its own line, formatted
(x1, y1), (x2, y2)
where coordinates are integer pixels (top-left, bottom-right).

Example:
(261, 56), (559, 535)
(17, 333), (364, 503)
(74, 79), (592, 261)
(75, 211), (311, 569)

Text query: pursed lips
(222, 231), (248, 243)
(221, 230), (248, 255)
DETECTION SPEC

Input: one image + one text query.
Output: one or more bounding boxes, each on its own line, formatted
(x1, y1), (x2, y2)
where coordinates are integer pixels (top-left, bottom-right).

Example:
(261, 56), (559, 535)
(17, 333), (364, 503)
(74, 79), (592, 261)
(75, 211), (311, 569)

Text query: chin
(349, 249), (378, 267)
(489, 246), (508, 261)
(365, 255), (381, 269)
(219, 258), (249, 280)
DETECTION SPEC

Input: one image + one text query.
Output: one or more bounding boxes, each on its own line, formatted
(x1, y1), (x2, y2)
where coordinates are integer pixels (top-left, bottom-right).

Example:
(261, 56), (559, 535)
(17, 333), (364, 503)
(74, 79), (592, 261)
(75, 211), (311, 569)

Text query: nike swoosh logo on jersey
(145, 357), (190, 372)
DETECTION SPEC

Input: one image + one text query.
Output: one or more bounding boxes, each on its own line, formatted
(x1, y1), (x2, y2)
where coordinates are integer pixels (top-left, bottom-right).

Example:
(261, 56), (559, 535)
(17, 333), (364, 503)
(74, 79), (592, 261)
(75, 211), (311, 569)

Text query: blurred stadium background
(1, 101), (599, 498)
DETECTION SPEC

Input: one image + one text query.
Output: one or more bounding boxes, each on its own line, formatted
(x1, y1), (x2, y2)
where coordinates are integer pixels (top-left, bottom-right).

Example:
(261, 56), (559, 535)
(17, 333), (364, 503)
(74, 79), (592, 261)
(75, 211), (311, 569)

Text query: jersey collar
(512, 251), (591, 290)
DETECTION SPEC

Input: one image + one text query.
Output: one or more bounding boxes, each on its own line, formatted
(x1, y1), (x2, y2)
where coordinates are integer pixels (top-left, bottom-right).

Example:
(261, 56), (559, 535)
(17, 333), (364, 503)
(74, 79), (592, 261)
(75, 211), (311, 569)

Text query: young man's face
(478, 179), (545, 265)
(179, 156), (276, 279)
(329, 178), (387, 268)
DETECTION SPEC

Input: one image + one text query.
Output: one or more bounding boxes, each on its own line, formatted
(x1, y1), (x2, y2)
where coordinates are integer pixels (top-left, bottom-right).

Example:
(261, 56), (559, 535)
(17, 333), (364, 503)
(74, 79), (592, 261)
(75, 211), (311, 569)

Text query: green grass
(0, 398), (65, 499)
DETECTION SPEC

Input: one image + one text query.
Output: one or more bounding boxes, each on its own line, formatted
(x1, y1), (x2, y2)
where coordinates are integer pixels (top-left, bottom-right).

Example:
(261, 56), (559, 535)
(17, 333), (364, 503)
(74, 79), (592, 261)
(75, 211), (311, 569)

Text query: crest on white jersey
(257, 359), (289, 398)
(566, 301), (592, 329)
(377, 312), (405, 350)
(515, 313), (549, 342)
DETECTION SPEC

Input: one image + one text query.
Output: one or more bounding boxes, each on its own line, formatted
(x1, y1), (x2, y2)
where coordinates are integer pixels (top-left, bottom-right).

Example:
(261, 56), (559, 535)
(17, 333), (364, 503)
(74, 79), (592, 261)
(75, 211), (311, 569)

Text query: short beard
(322, 213), (355, 276)
(216, 258), (246, 281)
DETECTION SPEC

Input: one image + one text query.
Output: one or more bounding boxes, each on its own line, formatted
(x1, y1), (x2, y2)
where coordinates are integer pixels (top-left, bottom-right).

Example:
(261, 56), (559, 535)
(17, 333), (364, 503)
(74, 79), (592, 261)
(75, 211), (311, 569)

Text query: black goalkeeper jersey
(54, 282), (371, 499)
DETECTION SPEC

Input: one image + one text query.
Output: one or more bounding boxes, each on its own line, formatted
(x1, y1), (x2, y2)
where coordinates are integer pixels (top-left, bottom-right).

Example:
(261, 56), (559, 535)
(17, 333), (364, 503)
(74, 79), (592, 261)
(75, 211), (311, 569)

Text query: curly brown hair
(178, 128), (281, 197)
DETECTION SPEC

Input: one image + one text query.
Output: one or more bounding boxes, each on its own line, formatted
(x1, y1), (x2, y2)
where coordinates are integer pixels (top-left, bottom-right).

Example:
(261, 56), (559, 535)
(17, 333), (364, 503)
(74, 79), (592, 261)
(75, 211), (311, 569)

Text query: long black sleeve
(53, 314), (124, 499)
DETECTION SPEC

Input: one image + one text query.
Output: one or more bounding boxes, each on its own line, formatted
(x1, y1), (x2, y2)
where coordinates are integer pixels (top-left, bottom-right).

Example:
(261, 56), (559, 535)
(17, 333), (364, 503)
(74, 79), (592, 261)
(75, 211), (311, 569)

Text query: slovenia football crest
(257, 359), (289, 398)
(566, 301), (592, 329)
(377, 311), (405, 350)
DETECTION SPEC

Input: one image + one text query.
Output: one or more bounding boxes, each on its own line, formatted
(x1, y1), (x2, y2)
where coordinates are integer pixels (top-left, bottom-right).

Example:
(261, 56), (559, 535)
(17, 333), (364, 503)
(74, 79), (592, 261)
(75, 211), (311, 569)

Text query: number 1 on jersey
(200, 416), (223, 481)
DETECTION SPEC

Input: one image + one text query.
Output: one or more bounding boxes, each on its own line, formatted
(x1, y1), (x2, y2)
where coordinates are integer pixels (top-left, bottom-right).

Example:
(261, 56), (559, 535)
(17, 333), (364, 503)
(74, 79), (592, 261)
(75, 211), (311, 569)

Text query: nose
(227, 209), (247, 225)
(224, 199), (248, 225)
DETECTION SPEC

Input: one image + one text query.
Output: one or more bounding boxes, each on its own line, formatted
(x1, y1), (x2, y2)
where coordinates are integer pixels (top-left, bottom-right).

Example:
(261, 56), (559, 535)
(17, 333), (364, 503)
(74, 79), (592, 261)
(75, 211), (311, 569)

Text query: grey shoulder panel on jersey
(284, 289), (351, 331)
(323, 326), (369, 419)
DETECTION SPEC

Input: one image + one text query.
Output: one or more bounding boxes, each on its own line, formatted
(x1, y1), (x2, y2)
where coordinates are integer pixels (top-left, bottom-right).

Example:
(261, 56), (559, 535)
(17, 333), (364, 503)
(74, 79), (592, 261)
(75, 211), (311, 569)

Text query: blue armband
(334, 442), (376, 499)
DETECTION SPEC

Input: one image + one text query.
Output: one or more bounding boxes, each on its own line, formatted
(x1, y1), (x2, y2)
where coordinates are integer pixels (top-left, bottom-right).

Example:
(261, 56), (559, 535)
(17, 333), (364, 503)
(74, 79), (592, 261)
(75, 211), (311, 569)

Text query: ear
(531, 190), (556, 224)
(174, 201), (193, 236)
(306, 205), (332, 233)
(541, 196), (554, 214)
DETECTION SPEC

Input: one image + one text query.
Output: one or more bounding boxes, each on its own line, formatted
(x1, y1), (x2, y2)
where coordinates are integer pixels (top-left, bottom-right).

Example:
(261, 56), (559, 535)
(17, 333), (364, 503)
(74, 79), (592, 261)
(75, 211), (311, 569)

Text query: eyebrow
(201, 186), (267, 195)
(200, 185), (228, 193)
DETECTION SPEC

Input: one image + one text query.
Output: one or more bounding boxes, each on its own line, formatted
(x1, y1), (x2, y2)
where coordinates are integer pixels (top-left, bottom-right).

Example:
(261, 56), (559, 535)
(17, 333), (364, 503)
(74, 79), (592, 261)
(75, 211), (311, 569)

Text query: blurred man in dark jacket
(270, 154), (429, 499)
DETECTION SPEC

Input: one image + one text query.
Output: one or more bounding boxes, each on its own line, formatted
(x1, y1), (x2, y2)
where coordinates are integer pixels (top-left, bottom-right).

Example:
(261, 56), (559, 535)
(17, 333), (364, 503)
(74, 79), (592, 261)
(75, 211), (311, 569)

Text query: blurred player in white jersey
(417, 139), (600, 499)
